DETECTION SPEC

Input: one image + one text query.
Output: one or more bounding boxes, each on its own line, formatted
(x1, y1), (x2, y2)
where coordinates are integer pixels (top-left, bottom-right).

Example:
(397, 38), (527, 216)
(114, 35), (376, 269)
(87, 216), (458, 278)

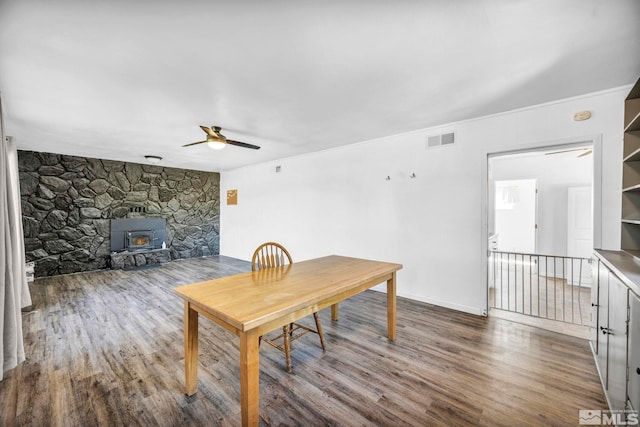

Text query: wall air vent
(426, 132), (455, 149)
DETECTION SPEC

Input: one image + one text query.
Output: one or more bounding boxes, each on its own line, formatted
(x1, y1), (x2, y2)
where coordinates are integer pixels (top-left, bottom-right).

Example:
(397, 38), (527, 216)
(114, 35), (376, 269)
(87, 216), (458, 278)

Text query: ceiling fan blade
(545, 147), (587, 155)
(226, 139), (261, 150)
(199, 125), (215, 136)
(182, 140), (208, 147)
(578, 149), (593, 157)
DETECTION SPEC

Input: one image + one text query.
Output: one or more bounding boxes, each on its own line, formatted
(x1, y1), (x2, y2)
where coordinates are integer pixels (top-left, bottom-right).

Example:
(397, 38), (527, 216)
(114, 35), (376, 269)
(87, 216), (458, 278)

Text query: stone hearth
(110, 248), (171, 270)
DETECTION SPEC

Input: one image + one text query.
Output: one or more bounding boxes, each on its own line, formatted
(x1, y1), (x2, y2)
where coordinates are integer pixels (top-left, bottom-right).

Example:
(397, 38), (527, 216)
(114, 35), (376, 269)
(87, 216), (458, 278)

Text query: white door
(494, 179), (537, 253)
(567, 186), (593, 285)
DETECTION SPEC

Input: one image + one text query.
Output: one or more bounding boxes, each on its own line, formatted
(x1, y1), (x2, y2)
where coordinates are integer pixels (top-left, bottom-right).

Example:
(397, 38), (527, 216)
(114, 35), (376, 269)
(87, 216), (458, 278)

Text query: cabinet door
(597, 263), (609, 381)
(629, 292), (640, 411)
(607, 272), (629, 411)
(591, 259), (600, 350)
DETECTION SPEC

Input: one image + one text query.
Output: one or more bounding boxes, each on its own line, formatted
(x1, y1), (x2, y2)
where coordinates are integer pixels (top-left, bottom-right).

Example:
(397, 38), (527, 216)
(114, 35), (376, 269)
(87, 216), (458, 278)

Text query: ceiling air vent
(426, 132), (455, 149)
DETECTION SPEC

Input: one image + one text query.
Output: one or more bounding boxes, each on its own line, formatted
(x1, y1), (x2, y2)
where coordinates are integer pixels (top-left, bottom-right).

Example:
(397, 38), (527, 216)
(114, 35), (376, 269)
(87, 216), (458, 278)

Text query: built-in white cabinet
(594, 259), (608, 373)
(592, 250), (640, 414)
(608, 272), (630, 411)
(589, 76), (640, 414)
(629, 292), (640, 411)
(589, 76), (640, 415)
(592, 254), (628, 412)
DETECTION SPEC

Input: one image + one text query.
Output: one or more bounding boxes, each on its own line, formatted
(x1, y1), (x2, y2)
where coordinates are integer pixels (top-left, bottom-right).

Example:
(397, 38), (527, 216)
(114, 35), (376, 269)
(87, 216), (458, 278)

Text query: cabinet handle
(591, 303), (598, 307)
(636, 367), (640, 376)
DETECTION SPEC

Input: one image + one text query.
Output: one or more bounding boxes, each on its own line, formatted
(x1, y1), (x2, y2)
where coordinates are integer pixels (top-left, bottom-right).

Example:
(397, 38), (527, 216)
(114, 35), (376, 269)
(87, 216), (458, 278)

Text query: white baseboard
(370, 288), (485, 316)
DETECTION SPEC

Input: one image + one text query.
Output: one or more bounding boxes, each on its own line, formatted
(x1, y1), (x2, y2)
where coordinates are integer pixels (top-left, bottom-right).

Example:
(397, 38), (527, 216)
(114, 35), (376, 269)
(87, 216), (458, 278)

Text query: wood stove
(126, 230), (156, 251)
(110, 218), (166, 253)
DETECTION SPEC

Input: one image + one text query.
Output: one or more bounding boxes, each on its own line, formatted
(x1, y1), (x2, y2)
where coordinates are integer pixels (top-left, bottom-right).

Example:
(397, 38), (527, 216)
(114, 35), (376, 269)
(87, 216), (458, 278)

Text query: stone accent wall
(18, 151), (220, 278)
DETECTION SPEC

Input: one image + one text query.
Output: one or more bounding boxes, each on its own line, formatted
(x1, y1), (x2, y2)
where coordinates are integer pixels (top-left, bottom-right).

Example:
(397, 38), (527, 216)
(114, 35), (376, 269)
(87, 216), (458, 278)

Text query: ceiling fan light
(144, 155), (162, 164)
(207, 140), (226, 150)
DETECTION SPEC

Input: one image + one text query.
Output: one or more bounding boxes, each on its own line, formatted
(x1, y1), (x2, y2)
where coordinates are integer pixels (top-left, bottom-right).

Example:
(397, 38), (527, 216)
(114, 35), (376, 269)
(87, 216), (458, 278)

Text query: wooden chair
(251, 242), (326, 373)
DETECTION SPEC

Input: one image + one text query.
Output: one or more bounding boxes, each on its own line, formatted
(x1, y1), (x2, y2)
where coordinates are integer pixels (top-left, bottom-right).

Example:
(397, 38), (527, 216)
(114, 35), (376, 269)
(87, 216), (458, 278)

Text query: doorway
(485, 140), (597, 337)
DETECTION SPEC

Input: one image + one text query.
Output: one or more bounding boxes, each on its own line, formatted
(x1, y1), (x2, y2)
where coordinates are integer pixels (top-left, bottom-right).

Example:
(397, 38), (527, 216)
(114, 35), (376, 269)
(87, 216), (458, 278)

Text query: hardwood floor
(1, 256), (606, 426)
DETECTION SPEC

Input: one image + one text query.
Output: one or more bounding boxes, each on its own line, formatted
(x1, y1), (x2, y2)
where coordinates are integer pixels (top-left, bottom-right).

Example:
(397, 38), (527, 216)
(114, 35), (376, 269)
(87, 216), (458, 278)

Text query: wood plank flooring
(1, 256), (607, 426)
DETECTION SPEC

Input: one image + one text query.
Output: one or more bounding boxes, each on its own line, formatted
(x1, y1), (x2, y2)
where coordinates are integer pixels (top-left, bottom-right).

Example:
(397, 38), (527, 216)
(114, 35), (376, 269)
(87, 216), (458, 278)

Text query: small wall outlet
(26, 261), (35, 282)
(275, 165), (281, 173)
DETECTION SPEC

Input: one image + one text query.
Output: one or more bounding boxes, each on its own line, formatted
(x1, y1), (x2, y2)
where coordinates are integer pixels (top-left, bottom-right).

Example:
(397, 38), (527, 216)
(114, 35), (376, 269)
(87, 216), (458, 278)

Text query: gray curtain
(1, 93), (32, 381)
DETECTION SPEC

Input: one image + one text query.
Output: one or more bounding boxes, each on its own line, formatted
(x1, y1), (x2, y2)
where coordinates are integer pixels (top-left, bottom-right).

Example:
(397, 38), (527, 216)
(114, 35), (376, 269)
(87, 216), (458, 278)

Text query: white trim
(481, 150), (490, 314)
(368, 287), (484, 316)
(223, 85), (631, 173)
(452, 85), (631, 127)
(593, 134), (604, 249)
(399, 291), (485, 316)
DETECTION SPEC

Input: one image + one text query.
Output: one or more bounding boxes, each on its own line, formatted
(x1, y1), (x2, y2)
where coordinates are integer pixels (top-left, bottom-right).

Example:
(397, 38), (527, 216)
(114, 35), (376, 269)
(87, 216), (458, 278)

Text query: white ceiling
(1, 0), (639, 172)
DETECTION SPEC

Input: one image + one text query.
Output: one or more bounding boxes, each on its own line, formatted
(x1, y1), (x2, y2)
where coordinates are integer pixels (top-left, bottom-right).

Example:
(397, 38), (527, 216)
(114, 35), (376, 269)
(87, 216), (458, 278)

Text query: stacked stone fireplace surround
(18, 151), (220, 278)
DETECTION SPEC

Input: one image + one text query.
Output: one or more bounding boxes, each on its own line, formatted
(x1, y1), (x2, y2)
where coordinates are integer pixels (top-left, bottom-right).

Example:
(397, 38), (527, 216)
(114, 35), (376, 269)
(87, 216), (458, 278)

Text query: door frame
(480, 135), (603, 316)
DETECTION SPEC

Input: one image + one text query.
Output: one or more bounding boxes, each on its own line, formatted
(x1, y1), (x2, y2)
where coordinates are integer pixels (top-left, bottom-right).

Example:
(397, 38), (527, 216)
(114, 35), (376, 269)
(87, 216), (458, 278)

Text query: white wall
(220, 87), (626, 315)
(493, 178), (538, 253)
(491, 149), (593, 257)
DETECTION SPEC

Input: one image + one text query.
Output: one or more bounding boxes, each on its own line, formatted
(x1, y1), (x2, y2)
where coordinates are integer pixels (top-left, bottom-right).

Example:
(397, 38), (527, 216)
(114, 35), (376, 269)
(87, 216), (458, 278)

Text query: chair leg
(313, 312), (326, 351)
(283, 324), (292, 373)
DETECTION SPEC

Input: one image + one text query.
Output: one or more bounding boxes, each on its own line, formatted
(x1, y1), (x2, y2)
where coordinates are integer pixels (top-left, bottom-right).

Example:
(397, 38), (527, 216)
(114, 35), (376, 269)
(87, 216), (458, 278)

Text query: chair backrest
(251, 242), (292, 271)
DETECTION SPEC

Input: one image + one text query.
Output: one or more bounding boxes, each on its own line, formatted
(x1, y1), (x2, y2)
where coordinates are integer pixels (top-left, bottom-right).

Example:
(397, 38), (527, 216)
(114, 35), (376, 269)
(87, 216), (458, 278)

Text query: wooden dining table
(173, 255), (403, 426)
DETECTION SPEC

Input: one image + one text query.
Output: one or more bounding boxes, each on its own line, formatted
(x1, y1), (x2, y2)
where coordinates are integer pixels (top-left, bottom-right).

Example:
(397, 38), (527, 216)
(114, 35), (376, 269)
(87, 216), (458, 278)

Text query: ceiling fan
(545, 147), (592, 157)
(182, 126), (261, 150)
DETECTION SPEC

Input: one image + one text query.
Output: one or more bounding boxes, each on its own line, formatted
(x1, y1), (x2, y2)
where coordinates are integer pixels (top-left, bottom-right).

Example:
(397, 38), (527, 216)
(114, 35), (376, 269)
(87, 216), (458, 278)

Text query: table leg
(240, 329), (260, 426)
(331, 303), (339, 321)
(387, 272), (396, 340)
(184, 301), (199, 395)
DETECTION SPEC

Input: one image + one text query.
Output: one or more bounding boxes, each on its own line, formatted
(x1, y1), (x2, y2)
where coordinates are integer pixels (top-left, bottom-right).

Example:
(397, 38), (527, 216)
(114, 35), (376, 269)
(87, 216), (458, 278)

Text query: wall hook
(409, 173), (416, 178)
(385, 176), (391, 181)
